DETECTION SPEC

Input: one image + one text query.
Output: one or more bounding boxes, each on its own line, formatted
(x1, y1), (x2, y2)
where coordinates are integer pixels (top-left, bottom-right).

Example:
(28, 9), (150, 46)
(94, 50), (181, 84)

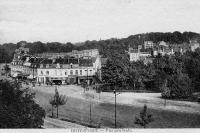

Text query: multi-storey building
(37, 56), (100, 85)
(128, 47), (151, 62)
(10, 47), (102, 85)
(143, 41), (154, 49)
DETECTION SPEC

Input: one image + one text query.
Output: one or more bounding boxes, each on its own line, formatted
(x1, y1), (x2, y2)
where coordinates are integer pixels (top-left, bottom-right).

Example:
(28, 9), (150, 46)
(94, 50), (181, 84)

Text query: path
(32, 84), (200, 114)
(43, 117), (88, 128)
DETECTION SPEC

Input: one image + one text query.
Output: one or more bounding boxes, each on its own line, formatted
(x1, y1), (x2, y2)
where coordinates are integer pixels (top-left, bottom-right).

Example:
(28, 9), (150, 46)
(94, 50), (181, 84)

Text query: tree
(135, 104), (154, 128)
(0, 80), (45, 128)
(3, 64), (11, 76)
(49, 88), (67, 118)
(101, 52), (130, 90)
(49, 97), (56, 118)
(167, 73), (192, 98)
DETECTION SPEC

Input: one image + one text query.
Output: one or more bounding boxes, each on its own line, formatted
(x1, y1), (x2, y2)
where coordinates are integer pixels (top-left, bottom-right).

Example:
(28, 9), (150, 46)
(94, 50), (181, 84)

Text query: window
(65, 71), (67, 75)
(80, 70), (82, 75)
(41, 71), (43, 75)
(70, 70), (73, 75)
(46, 71), (49, 75)
(75, 70), (78, 75)
(90, 70), (92, 75)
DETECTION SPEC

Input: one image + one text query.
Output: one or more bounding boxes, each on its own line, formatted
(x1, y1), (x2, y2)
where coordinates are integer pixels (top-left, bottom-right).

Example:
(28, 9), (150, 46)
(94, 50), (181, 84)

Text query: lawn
(34, 89), (200, 128)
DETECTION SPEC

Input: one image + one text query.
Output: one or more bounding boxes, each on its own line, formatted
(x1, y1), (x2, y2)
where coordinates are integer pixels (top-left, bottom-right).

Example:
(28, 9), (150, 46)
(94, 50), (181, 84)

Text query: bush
(135, 104), (154, 128)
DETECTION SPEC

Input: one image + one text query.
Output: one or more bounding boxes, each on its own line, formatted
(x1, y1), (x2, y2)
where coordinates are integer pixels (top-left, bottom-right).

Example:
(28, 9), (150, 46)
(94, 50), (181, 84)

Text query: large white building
(37, 56), (101, 85)
(10, 47), (102, 85)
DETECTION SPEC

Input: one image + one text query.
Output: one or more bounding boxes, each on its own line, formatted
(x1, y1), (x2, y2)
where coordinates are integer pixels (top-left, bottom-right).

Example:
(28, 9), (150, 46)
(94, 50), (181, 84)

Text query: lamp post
(87, 57), (89, 86)
(113, 85), (121, 128)
(113, 88), (117, 128)
(32, 56), (37, 86)
(89, 93), (94, 125)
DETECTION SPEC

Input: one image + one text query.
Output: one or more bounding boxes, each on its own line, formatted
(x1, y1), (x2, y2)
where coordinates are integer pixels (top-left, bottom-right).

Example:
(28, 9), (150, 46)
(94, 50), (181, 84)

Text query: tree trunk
(57, 106), (58, 118)
(52, 105), (54, 118)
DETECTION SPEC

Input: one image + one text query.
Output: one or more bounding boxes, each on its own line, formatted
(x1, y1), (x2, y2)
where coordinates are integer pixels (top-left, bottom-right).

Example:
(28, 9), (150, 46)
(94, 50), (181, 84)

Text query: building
(11, 47), (102, 85)
(144, 41), (154, 49)
(37, 56), (101, 85)
(128, 47), (140, 62)
(190, 40), (200, 52)
(128, 46), (151, 62)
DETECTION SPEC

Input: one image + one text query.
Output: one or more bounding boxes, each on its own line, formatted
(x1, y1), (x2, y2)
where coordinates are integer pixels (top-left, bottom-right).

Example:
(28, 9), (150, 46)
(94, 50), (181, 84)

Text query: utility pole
(114, 87), (117, 128)
(87, 57), (89, 86)
(89, 94), (94, 125)
(90, 98), (92, 124)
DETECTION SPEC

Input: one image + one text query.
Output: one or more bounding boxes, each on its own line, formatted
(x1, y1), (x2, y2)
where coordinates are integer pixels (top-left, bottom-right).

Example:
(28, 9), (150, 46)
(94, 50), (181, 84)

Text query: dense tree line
(0, 31), (200, 63)
(102, 48), (200, 99)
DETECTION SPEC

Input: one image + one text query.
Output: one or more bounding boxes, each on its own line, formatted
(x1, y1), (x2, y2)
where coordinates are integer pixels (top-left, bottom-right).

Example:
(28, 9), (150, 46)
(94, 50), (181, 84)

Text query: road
(43, 117), (88, 128)
(33, 84), (200, 114)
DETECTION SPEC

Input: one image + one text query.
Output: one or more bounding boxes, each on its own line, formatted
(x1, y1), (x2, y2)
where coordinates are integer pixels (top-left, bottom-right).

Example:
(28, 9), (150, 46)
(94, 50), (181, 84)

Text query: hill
(0, 31), (200, 63)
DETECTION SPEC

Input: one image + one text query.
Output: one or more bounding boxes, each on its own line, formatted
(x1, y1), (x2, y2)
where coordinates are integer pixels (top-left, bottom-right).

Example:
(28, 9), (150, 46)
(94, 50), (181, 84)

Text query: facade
(128, 47), (151, 62)
(129, 48), (140, 62)
(11, 47), (102, 85)
(144, 41), (154, 49)
(190, 40), (200, 52)
(37, 56), (101, 85)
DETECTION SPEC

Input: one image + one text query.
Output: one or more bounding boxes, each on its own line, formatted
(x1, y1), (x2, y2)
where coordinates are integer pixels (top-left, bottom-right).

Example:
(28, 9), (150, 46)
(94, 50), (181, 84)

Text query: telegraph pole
(89, 94), (94, 125)
(114, 87), (117, 128)
(90, 98), (92, 124)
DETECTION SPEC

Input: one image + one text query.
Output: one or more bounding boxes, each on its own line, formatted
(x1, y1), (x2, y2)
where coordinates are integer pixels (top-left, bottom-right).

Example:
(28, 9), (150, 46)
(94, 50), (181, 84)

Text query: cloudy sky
(0, 0), (200, 44)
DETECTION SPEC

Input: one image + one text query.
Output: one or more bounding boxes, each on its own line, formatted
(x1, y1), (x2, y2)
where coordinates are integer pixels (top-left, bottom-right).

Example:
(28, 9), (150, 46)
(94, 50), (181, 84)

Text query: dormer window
(46, 64), (49, 68)
(70, 63), (73, 68)
(40, 64), (43, 68)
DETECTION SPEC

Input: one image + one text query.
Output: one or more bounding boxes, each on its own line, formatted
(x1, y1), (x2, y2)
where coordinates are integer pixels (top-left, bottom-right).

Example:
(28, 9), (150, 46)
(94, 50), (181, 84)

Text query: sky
(0, 0), (200, 44)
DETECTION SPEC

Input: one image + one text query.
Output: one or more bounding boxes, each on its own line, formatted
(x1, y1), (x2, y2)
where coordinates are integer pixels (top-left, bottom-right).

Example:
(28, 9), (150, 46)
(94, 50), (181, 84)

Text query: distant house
(144, 41), (154, 49)
(129, 47), (140, 62)
(159, 41), (168, 47)
(190, 40), (200, 52)
(128, 46), (151, 62)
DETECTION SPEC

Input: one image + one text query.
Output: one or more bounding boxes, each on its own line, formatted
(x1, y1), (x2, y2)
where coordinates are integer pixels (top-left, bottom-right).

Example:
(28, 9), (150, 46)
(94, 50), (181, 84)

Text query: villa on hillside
(128, 40), (200, 63)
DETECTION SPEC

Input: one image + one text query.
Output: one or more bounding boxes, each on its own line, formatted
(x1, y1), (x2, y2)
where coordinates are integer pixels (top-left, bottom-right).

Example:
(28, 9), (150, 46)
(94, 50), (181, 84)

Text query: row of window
(40, 69), (93, 76)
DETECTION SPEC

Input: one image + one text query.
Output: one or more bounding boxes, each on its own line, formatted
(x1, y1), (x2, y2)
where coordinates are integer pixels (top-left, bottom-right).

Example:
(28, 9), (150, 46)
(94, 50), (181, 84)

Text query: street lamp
(113, 88), (117, 128)
(89, 94), (94, 125)
(113, 86), (121, 128)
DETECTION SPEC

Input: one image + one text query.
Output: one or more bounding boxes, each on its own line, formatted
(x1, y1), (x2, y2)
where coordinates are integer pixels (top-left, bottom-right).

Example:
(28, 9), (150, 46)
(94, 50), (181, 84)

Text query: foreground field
(32, 85), (200, 128)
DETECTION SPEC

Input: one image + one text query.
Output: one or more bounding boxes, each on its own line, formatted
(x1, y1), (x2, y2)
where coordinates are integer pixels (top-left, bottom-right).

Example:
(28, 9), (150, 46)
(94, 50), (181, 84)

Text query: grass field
(34, 89), (200, 128)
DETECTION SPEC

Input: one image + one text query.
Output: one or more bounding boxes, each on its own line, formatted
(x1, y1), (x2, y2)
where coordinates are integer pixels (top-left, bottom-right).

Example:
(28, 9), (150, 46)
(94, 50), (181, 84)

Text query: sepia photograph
(0, 0), (200, 132)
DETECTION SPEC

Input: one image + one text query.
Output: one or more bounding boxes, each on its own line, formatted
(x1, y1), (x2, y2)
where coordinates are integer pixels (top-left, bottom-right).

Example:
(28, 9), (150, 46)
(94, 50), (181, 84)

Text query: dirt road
(33, 84), (200, 114)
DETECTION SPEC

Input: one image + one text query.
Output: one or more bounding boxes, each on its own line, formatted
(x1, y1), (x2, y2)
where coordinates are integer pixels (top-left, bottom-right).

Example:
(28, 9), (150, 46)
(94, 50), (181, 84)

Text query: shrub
(135, 104), (154, 128)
